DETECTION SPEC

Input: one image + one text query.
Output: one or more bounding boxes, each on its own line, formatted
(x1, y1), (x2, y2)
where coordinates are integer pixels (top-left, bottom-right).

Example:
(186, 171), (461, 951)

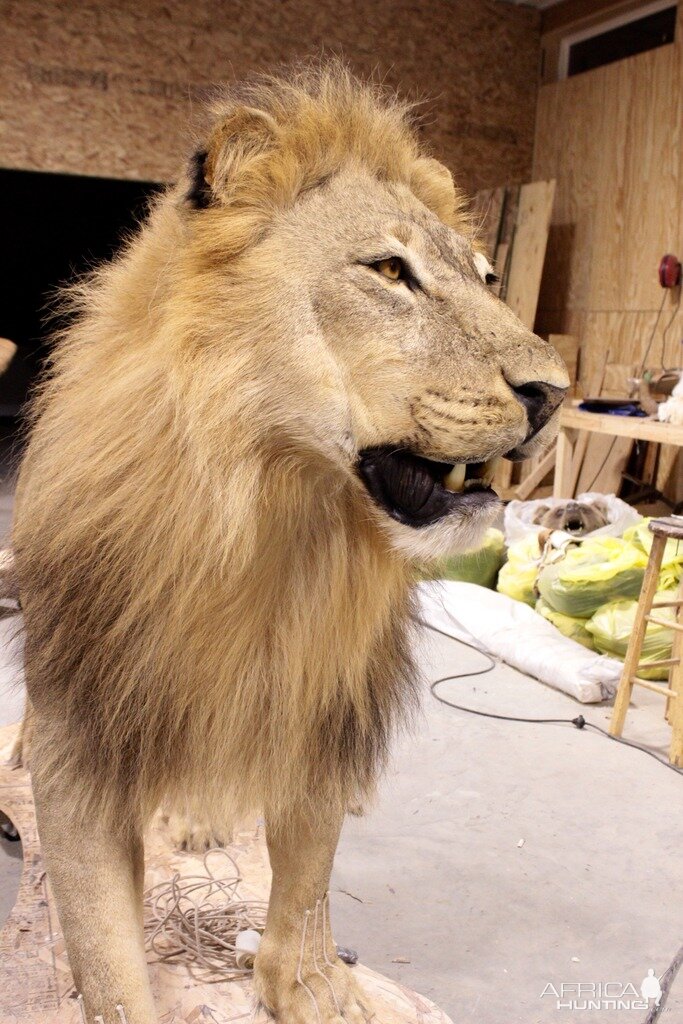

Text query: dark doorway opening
(567, 5), (677, 78)
(0, 168), (162, 418)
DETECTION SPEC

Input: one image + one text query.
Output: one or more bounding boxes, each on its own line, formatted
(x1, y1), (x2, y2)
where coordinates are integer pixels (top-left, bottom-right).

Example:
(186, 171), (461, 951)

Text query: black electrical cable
(424, 617), (683, 1022)
(644, 943), (683, 1023)
(424, 620), (683, 777)
(638, 289), (668, 376)
(584, 435), (618, 495)
(660, 288), (682, 372)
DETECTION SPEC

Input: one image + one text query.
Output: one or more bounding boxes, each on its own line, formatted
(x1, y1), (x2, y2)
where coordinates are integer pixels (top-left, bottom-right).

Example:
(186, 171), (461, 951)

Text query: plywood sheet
(657, 446), (683, 500)
(494, 187), (517, 301)
(534, 73), (605, 315)
(533, 32), (683, 413)
(535, 47), (683, 317)
(517, 334), (578, 494)
(548, 334), (579, 390)
(0, 723), (453, 1024)
(1, 0), (541, 196)
(498, 185), (520, 251)
(580, 311), (683, 391)
(599, 362), (637, 399)
(575, 434), (632, 495)
(492, 241), (509, 296)
(505, 180), (556, 330)
(589, 47), (681, 313)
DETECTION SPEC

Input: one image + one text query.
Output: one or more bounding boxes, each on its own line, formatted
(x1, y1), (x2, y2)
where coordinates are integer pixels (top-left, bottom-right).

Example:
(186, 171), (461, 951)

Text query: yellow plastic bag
(497, 534), (542, 607)
(586, 594), (675, 680)
(536, 537), (647, 618)
(428, 528), (505, 589)
(536, 598), (595, 650)
(623, 518), (683, 591)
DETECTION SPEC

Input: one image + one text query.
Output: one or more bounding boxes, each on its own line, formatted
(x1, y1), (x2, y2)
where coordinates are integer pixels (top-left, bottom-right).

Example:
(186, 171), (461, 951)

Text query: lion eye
(374, 257), (405, 282)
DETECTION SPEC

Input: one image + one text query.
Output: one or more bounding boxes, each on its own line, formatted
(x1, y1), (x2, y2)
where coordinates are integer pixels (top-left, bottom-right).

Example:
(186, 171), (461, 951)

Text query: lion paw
(255, 947), (370, 1024)
(165, 811), (233, 853)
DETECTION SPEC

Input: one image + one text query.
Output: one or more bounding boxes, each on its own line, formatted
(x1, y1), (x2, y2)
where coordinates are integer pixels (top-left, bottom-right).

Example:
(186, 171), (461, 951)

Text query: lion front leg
(255, 806), (369, 1024)
(31, 721), (157, 1024)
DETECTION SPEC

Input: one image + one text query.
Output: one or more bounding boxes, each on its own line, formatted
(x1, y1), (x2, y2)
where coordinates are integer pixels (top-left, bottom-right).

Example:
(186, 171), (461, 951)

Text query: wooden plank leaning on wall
(514, 333), (579, 501)
(472, 180), (557, 495)
(505, 181), (556, 333)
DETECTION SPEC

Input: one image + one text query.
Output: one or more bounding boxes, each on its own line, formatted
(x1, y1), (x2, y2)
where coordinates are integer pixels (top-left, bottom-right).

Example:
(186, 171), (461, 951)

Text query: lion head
(179, 63), (568, 561)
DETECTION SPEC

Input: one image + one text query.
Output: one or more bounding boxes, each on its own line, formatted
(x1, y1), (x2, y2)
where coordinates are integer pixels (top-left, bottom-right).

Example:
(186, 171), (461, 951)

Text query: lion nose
(509, 380), (567, 438)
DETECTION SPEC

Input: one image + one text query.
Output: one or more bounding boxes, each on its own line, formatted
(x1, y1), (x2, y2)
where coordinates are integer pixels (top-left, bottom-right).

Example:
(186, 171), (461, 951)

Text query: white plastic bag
(504, 492), (641, 546)
(658, 373), (683, 425)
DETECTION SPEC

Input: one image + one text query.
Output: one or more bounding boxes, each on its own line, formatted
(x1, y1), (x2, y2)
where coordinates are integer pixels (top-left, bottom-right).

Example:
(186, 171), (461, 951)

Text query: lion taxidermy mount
(11, 62), (568, 1023)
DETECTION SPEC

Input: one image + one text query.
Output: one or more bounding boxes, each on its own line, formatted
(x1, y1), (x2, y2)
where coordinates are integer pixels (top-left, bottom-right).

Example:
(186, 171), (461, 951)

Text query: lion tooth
(443, 463), (466, 492)
(482, 457), (500, 486)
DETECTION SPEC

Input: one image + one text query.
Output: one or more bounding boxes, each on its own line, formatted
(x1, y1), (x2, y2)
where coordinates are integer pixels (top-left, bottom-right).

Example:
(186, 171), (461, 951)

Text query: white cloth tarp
(418, 580), (623, 703)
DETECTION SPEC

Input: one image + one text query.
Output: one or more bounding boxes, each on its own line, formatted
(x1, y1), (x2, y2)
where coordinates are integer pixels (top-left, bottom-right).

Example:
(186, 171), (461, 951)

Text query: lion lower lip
(357, 447), (500, 528)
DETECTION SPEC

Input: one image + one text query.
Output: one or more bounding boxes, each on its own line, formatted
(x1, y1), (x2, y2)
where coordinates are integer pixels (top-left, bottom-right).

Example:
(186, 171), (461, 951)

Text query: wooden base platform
(0, 723), (453, 1024)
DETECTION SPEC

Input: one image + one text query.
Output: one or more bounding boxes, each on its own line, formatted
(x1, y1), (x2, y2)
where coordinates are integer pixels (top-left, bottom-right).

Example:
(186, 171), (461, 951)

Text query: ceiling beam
(541, 0), (648, 33)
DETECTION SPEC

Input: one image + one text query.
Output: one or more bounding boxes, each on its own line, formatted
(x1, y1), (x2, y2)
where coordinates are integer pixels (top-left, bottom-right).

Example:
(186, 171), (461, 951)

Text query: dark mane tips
(186, 149), (212, 209)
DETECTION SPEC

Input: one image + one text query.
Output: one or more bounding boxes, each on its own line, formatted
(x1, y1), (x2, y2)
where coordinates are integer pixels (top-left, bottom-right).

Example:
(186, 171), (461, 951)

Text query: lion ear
(409, 157), (458, 221)
(187, 106), (278, 208)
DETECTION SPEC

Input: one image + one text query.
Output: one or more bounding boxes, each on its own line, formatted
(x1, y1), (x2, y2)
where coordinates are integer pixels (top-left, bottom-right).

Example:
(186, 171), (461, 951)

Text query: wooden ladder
(609, 516), (683, 766)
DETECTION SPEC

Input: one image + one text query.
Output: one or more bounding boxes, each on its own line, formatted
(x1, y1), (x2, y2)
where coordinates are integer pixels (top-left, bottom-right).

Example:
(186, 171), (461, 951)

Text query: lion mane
(13, 63), (473, 834)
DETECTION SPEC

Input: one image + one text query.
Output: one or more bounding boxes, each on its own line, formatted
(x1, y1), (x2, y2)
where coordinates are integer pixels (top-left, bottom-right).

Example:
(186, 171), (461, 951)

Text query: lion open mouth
(357, 447), (500, 528)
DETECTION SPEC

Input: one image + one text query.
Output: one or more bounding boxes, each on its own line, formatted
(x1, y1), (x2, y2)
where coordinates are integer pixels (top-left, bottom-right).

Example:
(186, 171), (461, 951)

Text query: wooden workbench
(553, 406), (683, 498)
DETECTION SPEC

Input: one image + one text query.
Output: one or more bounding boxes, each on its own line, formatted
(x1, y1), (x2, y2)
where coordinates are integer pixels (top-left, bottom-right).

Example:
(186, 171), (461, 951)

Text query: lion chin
(357, 445), (502, 559)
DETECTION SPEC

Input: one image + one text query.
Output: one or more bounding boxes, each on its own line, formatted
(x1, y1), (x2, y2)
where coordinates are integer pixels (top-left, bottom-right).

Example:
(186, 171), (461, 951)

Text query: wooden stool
(609, 516), (683, 766)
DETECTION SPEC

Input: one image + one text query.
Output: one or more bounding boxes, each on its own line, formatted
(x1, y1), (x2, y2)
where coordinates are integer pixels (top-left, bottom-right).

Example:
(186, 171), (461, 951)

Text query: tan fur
(16, 67), (428, 834)
(11, 63), (567, 1022)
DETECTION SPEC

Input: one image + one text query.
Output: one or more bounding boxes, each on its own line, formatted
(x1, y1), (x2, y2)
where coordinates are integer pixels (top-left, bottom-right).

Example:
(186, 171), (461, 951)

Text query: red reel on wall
(659, 253), (682, 288)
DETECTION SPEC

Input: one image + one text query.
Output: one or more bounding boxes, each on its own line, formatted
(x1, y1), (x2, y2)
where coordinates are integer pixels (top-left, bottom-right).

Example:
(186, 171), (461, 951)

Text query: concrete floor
(332, 631), (683, 1022)
(0, 441), (681, 1021)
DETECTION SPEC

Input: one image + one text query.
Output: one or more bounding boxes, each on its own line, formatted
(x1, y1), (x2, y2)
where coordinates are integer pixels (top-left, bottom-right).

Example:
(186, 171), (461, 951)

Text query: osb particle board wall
(0, 0), (540, 195)
(534, 2), (683, 387)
